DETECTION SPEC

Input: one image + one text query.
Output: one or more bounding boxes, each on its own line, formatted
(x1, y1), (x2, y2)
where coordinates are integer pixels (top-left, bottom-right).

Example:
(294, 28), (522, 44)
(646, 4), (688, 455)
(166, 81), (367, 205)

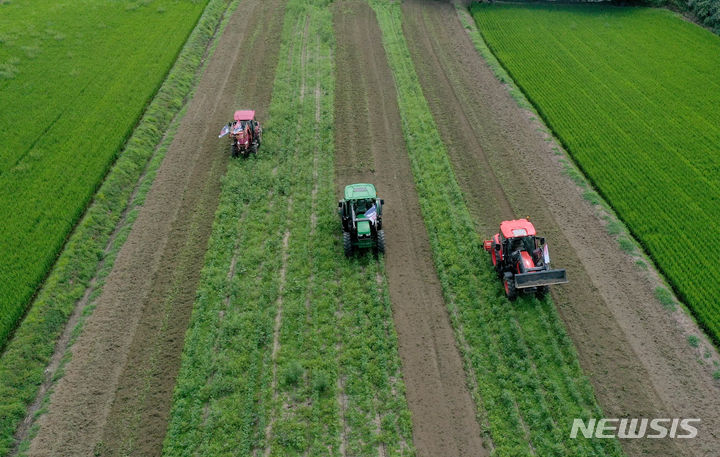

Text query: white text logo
(570, 418), (700, 439)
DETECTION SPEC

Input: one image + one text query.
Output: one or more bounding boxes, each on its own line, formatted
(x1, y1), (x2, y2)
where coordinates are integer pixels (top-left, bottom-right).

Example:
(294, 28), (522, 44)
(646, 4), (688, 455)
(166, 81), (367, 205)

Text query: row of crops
(0, 0), (211, 348)
(471, 3), (720, 344)
(162, 1), (414, 455)
(369, 1), (624, 455)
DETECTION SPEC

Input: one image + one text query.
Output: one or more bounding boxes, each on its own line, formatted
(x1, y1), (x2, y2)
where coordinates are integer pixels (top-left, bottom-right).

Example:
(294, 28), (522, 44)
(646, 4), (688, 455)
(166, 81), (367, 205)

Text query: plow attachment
(514, 269), (568, 289)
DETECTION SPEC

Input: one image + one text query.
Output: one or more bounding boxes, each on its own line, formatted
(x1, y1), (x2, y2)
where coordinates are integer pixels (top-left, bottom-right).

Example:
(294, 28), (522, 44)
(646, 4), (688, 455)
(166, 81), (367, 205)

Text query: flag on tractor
(365, 204), (377, 223)
(218, 124), (230, 138)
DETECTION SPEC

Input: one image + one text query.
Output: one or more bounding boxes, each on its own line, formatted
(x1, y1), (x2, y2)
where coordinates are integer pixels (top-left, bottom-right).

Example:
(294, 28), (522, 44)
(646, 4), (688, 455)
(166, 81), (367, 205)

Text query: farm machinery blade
(514, 269), (568, 289)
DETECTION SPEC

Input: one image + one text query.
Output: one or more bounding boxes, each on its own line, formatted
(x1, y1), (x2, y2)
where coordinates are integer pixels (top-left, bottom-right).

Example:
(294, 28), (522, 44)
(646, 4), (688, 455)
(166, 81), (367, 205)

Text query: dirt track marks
(27, 1), (286, 456)
(402, 2), (720, 456)
(334, 3), (489, 457)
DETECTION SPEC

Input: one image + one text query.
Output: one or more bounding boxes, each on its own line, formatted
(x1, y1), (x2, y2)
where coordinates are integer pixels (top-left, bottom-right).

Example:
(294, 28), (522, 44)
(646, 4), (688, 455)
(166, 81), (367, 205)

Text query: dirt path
(26, 2), (285, 456)
(333, 3), (489, 456)
(402, 1), (720, 456)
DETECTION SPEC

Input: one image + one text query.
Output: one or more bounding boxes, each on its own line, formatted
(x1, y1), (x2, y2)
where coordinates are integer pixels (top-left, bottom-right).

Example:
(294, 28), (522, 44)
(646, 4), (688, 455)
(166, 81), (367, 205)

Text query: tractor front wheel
(230, 144), (238, 158)
(251, 141), (258, 156)
(343, 231), (353, 257)
(377, 230), (386, 254)
(503, 272), (517, 301)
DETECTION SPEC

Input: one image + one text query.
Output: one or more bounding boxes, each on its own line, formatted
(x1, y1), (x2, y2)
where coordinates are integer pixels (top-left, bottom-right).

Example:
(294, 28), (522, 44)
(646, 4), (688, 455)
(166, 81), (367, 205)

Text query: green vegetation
(0, 0), (212, 348)
(688, 335), (701, 348)
(686, 0), (720, 34)
(655, 287), (676, 310)
(0, 0), (235, 453)
(473, 3), (720, 344)
(370, 1), (624, 455)
(162, 1), (413, 455)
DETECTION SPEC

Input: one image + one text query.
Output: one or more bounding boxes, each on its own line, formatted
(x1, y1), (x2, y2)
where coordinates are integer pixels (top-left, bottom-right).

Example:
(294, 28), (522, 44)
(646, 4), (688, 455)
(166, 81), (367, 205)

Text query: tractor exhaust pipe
(514, 269), (568, 289)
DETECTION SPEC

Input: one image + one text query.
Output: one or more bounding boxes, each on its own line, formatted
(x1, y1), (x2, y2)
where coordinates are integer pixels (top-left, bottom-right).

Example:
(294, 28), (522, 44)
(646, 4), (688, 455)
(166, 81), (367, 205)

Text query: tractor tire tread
(377, 229), (386, 254)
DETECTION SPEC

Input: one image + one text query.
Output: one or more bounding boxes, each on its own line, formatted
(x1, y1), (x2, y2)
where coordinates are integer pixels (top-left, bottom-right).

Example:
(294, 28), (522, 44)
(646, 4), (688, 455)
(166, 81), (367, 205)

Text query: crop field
(2, 0), (720, 457)
(163, 1), (414, 455)
(0, 0), (210, 348)
(369, 2), (625, 455)
(472, 3), (720, 344)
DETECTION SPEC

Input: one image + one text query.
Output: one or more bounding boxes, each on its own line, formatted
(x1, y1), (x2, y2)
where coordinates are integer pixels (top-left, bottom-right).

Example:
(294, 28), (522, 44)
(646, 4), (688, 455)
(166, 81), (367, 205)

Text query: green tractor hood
(357, 220), (371, 236)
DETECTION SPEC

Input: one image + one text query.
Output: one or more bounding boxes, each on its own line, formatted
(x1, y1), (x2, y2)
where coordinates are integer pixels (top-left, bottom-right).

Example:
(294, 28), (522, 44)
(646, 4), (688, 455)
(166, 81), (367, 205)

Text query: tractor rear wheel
(343, 231), (353, 257)
(377, 230), (386, 254)
(503, 272), (517, 301)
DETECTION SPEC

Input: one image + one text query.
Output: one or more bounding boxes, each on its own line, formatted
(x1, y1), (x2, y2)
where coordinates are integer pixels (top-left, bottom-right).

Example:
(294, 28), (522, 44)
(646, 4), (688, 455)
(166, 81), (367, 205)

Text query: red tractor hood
(519, 251), (535, 270)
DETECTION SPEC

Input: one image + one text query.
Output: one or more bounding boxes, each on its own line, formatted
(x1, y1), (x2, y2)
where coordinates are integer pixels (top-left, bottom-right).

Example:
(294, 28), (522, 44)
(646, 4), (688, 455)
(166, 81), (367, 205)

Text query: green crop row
(161, 1), (414, 455)
(0, 0), (211, 348)
(471, 3), (720, 344)
(369, 1), (624, 455)
(0, 0), (236, 454)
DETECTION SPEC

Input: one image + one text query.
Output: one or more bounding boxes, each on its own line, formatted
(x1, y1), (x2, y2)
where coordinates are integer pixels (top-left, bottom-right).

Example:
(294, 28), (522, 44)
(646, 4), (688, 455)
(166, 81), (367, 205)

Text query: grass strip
(0, 1), (235, 453)
(369, 1), (625, 455)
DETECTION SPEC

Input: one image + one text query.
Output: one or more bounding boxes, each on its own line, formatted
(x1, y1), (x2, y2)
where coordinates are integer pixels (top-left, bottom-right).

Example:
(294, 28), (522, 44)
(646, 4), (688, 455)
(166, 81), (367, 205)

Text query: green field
(0, 0), (209, 348)
(472, 3), (720, 344)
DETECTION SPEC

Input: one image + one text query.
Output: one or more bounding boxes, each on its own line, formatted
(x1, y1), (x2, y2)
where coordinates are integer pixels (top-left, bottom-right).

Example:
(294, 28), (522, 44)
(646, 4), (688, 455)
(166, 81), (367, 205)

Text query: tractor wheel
(251, 141), (258, 156)
(230, 144), (238, 158)
(377, 230), (386, 254)
(503, 272), (517, 301)
(343, 231), (353, 257)
(535, 286), (549, 300)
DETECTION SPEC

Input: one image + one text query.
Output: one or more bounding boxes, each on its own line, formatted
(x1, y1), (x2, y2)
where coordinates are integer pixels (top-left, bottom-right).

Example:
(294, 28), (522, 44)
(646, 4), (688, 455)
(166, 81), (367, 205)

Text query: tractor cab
(498, 220), (545, 265)
(338, 183), (385, 256)
(232, 110), (256, 137)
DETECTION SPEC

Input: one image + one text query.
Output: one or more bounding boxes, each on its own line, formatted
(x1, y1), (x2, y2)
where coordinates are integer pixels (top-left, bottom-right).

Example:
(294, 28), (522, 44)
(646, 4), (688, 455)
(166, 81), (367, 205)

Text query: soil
(401, 1), (720, 456)
(26, 1), (286, 456)
(333, 3), (490, 457)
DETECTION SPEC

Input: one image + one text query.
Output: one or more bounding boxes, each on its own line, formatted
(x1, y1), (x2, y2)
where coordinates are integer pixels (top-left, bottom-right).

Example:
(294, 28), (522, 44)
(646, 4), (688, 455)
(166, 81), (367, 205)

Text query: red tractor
(219, 110), (262, 158)
(484, 219), (567, 300)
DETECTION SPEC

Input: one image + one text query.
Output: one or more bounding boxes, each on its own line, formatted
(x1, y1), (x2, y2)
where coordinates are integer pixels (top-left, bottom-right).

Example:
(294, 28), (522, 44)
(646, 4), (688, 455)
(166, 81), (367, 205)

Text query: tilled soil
(402, 1), (720, 456)
(26, 1), (286, 456)
(333, 3), (489, 457)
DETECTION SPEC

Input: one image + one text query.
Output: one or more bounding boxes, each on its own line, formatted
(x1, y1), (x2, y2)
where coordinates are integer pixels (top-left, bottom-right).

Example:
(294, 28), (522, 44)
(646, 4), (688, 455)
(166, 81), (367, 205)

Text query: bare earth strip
(401, 1), (720, 456)
(333, 3), (489, 457)
(27, 1), (286, 456)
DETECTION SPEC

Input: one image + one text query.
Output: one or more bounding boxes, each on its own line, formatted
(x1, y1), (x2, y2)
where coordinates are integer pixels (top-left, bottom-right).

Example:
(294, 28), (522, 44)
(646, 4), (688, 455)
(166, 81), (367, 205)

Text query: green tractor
(338, 183), (385, 256)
